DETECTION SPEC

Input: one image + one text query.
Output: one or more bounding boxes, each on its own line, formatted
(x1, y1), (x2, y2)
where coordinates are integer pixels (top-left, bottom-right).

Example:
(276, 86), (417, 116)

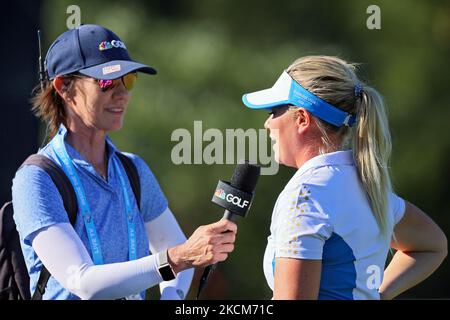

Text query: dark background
(1, 0), (449, 299)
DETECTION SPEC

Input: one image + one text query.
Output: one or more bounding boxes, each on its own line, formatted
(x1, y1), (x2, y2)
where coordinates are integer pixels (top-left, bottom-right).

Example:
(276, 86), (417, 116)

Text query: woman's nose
(113, 81), (130, 100)
(264, 114), (272, 130)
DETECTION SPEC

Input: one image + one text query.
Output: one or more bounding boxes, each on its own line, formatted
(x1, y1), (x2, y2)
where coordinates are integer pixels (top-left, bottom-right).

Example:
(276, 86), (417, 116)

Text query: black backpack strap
(1, 201), (31, 300)
(115, 152), (141, 211)
(31, 269), (51, 300)
(21, 155), (78, 225)
(19, 154), (78, 300)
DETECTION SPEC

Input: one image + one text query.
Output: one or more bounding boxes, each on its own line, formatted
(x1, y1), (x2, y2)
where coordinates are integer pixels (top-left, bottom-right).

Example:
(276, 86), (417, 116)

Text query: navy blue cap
(45, 24), (156, 80)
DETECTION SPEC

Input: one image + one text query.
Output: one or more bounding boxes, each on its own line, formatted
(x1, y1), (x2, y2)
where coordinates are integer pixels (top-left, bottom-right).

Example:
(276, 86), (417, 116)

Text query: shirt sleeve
(275, 183), (333, 260)
(144, 208), (194, 300)
(389, 192), (406, 225)
(31, 222), (164, 300)
(12, 164), (71, 245)
(123, 153), (169, 223)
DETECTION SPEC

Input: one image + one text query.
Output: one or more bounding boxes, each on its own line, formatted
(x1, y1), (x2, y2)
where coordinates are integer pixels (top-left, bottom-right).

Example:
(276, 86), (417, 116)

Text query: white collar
(294, 150), (355, 179)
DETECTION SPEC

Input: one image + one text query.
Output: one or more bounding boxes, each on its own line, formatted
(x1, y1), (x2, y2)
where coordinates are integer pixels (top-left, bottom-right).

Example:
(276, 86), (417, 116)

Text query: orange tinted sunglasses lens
(98, 72), (137, 92)
(122, 72), (137, 91)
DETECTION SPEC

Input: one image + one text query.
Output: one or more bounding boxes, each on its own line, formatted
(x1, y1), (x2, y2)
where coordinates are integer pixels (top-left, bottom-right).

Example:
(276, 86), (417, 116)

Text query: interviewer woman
(242, 55), (447, 300)
(12, 24), (237, 300)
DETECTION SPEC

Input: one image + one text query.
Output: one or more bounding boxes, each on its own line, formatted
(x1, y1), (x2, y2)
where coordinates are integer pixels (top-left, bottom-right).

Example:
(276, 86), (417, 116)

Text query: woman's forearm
(379, 249), (447, 300)
(145, 208), (193, 299)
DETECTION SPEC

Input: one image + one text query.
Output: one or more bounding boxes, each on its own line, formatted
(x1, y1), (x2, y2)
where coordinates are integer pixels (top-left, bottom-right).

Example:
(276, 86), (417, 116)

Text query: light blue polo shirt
(263, 150), (406, 299)
(12, 125), (168, 300)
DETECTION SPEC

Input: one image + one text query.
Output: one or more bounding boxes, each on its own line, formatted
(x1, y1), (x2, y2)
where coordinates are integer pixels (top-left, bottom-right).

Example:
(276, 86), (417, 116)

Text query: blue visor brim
(242, 71), (356, 127)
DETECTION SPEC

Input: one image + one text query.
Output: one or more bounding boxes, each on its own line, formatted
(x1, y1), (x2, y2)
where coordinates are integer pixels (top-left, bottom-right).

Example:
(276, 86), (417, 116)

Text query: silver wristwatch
(157, 250), (176, 281)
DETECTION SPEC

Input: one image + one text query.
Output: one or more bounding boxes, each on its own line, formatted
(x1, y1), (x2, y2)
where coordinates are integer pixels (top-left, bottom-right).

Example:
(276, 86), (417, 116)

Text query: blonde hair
(287, 55), (393, 236)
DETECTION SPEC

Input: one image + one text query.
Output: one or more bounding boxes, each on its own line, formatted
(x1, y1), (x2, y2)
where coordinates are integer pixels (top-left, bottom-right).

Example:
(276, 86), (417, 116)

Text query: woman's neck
(64, 121), (108, 178)
(294, 146), (319, 169)
(293, 126), (340, 169)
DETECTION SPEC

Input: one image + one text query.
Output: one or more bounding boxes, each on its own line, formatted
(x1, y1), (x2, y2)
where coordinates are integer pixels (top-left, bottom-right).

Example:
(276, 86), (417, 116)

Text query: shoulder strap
(21, 155), (78, 225)
(0, 201), (31, 300)
(19, 154), (78, 300)
(115, 152), (141, 211)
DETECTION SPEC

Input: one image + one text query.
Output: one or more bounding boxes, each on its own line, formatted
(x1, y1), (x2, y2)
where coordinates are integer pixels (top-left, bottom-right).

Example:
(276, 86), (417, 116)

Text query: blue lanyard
(52, 133), (138, 264)
(112, 156), (137, 261)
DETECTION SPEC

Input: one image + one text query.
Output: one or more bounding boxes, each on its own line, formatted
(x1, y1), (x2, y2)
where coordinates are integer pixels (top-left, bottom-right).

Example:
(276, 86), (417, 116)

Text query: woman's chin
(273, 150), (291, 167)
(272, 143), (280, 164)
(106, 120), (124, 132)
(112, 124), (123, 131)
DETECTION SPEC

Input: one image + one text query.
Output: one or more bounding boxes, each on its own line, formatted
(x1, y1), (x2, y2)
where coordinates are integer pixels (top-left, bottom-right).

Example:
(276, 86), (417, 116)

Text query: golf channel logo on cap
(215, 189), (226, 200)
(99, 40), (127, 51)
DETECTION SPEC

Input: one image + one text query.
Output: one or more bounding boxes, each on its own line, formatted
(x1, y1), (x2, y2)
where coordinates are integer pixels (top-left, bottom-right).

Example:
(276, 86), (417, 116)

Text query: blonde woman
(242, 56), (447, 300)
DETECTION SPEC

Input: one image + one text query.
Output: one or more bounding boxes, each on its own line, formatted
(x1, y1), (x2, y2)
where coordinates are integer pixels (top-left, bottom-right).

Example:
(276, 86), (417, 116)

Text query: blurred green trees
(39, 0), (449, 299)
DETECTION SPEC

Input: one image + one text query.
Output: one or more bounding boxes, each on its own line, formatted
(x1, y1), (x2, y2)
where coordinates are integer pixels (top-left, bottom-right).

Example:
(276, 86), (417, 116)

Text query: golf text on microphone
(211, 180), (254, 217)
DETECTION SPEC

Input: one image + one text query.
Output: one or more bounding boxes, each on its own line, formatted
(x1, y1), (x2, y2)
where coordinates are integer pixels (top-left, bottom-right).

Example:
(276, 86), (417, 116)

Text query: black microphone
(196, 161), (261, 299)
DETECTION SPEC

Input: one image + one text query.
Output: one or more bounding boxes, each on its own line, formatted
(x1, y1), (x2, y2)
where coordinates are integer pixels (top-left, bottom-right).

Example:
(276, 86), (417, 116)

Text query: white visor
(242, 71), (292, 109)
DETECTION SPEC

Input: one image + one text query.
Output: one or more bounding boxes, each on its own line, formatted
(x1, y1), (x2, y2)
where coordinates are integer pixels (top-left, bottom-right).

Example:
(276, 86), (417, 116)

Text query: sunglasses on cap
(69, 72), (138, 92)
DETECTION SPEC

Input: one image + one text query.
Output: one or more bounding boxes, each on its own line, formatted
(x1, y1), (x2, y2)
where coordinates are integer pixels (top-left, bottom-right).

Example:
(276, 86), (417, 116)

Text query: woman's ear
(52, 76), (71, 100)
(295, 108), (311, 134)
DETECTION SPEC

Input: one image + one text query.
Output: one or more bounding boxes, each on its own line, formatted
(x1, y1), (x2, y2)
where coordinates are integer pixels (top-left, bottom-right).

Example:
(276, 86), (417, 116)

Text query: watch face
(160, 265), (176, 281)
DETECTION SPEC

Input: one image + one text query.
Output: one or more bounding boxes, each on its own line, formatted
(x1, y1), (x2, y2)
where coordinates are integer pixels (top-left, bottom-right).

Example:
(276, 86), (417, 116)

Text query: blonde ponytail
(353, 86), (392, 235)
